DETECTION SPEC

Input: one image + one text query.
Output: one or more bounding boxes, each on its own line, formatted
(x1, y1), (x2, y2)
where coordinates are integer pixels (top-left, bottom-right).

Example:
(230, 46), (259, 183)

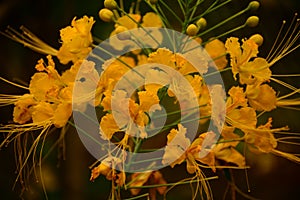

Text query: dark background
(0, 0), (300, 199)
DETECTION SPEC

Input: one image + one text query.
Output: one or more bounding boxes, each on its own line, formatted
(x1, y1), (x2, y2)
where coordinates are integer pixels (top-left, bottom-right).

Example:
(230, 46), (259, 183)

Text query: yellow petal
(31, 102), (54, 123)
(129, 171), (152, 195)
(13, 94), (36, 124)
(53, 103), (72, 128)
(138, 90), (160, 112)
(142, 12), (162, 27)
(227, 107), (257, 130)
(205, 39), (228, 70)
(247, 84), (277, 111)
(213, 144), (245, 167)
(100, 113), (120, 140)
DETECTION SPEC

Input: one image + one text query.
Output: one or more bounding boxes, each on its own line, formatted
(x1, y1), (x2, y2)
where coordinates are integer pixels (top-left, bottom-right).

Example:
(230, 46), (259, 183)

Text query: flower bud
(196, 17), (207, 30)
(115, 26), (131, 40)
(104, 0), (118, 10)
(249, 34), (264, 46)
(186, 24), (198, 36)
(99, 8), (114, 22)
(245, 16), (259, 27)
(249, 1), (260, 11)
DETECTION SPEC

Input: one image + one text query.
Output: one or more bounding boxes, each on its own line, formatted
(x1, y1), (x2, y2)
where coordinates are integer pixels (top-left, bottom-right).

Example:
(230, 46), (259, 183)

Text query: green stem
(197, 4), (250, 38)
(159, 0), (183, 24)
(126, 176), (218, 189)
(203, 67), (232, 78)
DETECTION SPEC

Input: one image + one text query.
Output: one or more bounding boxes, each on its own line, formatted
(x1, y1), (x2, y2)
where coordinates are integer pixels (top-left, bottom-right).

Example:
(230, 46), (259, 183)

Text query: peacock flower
(225, 37), (271, 85)
(205, 39), (228, 70)
(100, 89), (160, 140)
(246, 82), (277, 111)
(13, 94), (37, 124)
(90, 156), (125, 186)
(57, 16), (95, 64)
(129, 171), (167, 200)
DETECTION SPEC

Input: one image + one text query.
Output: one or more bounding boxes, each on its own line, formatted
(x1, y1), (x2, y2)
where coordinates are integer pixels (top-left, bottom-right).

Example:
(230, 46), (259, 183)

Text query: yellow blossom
(141, 12), (162, 27)
(226, 107), (257, 130)
(205, 39), (228, 70)
(130, 171), (167, 199)
(57, 16), (95, 64)
(31, 102), (54, 123)
(245, 118), (277, 153)
(246, 83), (277, 111)
(225, 37), (271, 85)
(90, 156), (124, 186)
(226, 86), (248, 112)
(13, 94), (37, 124)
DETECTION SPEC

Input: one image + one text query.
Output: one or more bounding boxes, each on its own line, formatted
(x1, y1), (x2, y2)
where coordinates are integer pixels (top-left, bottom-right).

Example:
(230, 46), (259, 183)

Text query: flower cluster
(1, 0), (300, 199)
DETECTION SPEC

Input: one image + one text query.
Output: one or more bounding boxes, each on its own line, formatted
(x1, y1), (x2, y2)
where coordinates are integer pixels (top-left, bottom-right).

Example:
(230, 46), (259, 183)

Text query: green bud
(246, 16), (259, 27)
(99, 8), (114, 22)
(104, 0), (118, 10)
(249, 1), (260, 11)
(186, 24), (198, 36)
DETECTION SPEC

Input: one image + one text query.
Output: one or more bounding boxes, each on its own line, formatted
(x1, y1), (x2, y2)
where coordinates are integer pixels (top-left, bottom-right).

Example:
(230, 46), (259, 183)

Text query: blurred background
(0, 0), (300, 199)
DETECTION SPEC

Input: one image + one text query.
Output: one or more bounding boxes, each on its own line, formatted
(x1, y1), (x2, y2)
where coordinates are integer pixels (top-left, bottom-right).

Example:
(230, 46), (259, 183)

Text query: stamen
(267, 13), (300, 66)
(0, 26), (58, 56)
(0, 94), (23, 106)
(0, 77), (29, 90)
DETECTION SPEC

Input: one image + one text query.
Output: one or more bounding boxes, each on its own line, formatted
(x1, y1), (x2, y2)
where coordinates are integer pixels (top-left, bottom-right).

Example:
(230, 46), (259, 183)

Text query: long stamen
(1, 26), (58, 56)
(267, 13), (300, 66)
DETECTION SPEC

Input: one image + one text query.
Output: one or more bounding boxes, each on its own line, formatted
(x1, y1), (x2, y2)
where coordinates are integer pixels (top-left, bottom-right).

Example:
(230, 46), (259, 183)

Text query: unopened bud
(186, 24), (198, 36)
(115, 26), (131, 40)
(245, 16), (259, 27)
(196, 17), (207, 30)
(249, 1), (260, 11)
(99, 8), (114, 22)
(104, 0), (118, 10)
(249, 34), (263, 46)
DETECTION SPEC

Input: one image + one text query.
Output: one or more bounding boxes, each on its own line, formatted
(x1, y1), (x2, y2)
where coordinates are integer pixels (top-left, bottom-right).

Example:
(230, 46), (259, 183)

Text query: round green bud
(186, 24), (198, 36)
(249, 1), (260, 11)
(245, 16), (259, 27)
(99, 8), (114, 22)
(196, 17), (207, 30)
(104, 0), (118, 10)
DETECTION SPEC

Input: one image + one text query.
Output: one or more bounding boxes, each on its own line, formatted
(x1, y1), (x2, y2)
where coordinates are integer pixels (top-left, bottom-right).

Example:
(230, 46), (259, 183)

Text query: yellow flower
(205, 39), (228, 70)
(90, 156), (124, 186)
(163, 125), (217, 174)
(57, 16), (95, 64)
(212, 142), (245, 167)
(141, 12), (163, 27)
(31, 102), (54, 123)
(162, 124), (191, 169)
(226, 107), (257, 130)
(52, 102), (72, 128)
(129, 171), (167, 199)
(245, 118), (277, 153)
(226, 86), (248, 112)
(148, 48), (199, 75)
(100, 113), (121, 140)
(246, 83), (277, 111)
(100, 89), (160, 140)
(225, 37), (271, 85)
(115, 14), (141, 30)
(13, 94), (37, 124)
